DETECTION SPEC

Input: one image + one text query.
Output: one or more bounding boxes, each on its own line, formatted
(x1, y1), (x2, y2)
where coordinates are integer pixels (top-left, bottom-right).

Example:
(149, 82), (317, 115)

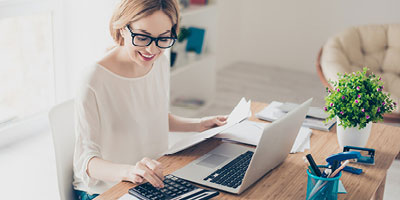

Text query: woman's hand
(123, 157), (165, 188)
(198, 115), (228, 132)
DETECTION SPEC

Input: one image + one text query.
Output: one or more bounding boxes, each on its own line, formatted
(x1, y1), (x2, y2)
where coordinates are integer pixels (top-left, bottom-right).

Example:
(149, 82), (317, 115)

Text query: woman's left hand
(198, 115), (228, 132)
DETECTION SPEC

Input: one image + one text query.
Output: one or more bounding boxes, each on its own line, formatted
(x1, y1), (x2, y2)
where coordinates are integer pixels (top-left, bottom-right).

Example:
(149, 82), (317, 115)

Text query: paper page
(290, 127), (312, 153)
(169, 131), (198, 149)
(305, 135), (310, 149)
(217, 119), (311, 153)
(164, 136), (207, 155)
(118, 193), (140, 200)
(255, 101), (285, 121)
(193, 97), (251, 139)
(226, 98), (251, 124)
(296, 134), (311, 152)
(279, 102), (329, 119)
(257, 101), (335, 131)
(216, 120), (268, 145)
(165, 97), (251, 155)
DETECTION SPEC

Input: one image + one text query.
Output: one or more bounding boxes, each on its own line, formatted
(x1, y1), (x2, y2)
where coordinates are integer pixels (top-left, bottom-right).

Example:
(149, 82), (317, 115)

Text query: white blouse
(73, 55), (170, 194)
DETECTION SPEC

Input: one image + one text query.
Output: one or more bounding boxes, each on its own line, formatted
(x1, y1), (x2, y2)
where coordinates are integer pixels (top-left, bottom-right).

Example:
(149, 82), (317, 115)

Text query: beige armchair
(316, 24), (400, 122)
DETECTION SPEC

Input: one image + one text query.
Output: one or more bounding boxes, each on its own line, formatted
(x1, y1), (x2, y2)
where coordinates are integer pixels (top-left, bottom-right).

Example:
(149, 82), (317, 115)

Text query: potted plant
(171, 27), (191, 67)
(324, 68), (397, 147)
(177, 26), (191, 43)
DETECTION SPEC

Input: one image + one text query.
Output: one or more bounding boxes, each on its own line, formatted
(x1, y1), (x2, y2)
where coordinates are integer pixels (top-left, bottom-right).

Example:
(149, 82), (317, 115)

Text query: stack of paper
(216, 120), (312, 153)
(256, 101), (336, 131)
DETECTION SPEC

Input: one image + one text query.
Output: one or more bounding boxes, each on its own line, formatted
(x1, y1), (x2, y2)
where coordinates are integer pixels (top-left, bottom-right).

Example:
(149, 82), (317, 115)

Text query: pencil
(329, 160), (349, 178)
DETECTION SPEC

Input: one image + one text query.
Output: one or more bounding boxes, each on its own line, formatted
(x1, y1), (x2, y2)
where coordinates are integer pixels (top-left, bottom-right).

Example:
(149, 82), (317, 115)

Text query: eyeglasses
(126, 25), (176, 49)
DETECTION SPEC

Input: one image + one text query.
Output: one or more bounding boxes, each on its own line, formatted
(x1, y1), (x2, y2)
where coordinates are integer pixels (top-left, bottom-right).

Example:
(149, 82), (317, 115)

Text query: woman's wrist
(120, 164), (134, 182)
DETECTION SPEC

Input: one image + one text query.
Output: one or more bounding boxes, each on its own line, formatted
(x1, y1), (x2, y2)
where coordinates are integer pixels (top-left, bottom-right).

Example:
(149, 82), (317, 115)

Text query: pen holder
(306, 167), (342, 200)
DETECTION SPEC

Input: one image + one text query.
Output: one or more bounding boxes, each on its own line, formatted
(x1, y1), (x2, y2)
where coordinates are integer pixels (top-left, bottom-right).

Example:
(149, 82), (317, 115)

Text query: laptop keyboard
(203, 151), (253, 188)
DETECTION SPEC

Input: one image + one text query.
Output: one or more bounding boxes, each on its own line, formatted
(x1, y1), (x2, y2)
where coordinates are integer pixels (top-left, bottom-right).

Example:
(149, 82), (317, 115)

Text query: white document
(290, 127), (312, 153)
(216, 120), (268, 145)
(297, 133), (311, 152)
(118, 193), (140, 200)
(279, 102), (329, 119)
(256, 101), (335, 131)
(255, 101), (285, 121)
(216, 120), (312, 153)
(165, 97), (251, 155)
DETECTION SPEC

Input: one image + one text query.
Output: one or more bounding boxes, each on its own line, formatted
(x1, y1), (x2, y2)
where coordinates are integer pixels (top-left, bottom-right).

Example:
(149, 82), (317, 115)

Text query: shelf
(181, 4), (217, 17)
(169, 53), (216, 117)
(170, 99), (213, 117)
(170, 54), (215, 77)
(169, 2), (217, 118)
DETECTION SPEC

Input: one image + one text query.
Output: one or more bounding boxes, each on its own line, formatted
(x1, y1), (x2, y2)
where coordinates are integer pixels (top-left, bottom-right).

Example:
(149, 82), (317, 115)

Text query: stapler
(325, 151), (363, 175)
(343, 146), (375, 165)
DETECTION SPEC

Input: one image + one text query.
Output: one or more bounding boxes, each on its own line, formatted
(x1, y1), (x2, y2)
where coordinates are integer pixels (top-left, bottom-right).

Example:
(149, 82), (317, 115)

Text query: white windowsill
(0, 112), (50, 147)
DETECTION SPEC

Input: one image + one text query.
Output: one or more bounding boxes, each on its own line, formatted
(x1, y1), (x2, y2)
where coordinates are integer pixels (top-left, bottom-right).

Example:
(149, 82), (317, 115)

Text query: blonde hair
(110, 0), (180, 46)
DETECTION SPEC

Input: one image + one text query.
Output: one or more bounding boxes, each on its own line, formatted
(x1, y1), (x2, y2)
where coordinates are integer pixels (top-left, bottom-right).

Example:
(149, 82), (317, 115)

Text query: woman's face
(122, 10), (173, 68)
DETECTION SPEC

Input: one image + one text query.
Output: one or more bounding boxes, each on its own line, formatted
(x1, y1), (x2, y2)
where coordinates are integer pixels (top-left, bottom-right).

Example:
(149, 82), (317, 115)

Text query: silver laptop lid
(239, 98), (312, 192)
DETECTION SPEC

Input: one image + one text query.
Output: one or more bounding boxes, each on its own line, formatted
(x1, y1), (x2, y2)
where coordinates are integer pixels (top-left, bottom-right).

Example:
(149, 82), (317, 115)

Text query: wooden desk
(96, 102), (400, 200)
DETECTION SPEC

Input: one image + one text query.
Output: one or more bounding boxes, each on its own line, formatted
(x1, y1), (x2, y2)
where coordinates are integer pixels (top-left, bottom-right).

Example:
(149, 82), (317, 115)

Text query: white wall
(216, 0), (400, 73)
(62, 0), (117, 98)
(61, 0), (400, 87)
(62, 0), (241, 89)
(215, 0), (241, 70)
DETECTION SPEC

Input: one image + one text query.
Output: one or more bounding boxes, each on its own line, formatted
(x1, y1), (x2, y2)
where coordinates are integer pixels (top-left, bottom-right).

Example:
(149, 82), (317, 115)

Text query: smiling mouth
(138, 52), (155, 61)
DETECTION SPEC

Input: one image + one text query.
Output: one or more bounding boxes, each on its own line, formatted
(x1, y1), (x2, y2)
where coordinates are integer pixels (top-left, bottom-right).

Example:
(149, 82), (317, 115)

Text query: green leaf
(324, 67), (395, 128)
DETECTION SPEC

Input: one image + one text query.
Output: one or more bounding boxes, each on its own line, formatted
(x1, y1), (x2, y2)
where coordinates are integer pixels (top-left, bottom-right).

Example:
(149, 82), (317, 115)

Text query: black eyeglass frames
(126, 25), (176, 49)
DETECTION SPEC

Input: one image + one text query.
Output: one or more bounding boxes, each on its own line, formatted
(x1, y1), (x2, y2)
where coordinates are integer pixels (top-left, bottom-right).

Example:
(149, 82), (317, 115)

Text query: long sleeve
(73, 85), (102, 192)
(73, 55), (169, 194)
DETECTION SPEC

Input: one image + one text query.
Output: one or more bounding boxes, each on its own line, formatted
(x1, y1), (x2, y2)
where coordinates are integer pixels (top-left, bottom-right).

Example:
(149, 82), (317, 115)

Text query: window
(0, 12), (55, 123)
(0, 0), (60, 128)
(0, 0), (114, 130)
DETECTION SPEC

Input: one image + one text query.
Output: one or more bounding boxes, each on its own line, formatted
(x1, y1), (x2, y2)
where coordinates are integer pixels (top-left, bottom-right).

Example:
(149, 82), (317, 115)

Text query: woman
(72, 0), (227, 199)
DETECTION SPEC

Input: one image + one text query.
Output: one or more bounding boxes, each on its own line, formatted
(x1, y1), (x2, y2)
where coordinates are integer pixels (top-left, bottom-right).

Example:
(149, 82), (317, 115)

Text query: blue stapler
(326, 151), (363, 175)
(343, 146), (375, 165)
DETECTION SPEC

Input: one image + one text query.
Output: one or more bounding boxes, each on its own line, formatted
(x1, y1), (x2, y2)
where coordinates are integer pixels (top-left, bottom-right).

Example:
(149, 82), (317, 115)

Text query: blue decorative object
(186, 27), (205, 54)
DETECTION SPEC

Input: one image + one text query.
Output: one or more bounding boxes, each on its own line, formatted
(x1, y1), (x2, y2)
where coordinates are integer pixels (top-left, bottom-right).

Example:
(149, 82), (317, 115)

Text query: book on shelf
(171, 97), (205, 109)
(186, 27), (205, 54)
(255, 101), (336, 131)
(190, 0), (208, 5)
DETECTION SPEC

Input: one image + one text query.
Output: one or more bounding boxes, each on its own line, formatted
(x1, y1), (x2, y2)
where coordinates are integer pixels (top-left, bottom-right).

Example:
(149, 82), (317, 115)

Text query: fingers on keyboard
(136, 162), (164, 188)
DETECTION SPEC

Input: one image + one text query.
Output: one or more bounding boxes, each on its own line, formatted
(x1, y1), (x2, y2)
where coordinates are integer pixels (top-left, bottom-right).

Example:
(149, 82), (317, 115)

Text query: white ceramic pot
(336, 117), (372, 148)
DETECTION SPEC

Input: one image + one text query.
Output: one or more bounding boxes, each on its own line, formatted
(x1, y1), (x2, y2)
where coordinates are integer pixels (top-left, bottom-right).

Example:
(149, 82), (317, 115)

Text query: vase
(336, 117), (372, 148)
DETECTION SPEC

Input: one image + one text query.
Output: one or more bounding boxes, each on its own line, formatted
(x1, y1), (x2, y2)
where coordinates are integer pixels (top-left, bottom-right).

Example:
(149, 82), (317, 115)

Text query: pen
(303, 156), (317, 176)
(306, 154), (322, 177)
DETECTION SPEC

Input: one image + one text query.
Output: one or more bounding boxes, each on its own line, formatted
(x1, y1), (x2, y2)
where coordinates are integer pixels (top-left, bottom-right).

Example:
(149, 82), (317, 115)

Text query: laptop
(172, 98), (312, 194)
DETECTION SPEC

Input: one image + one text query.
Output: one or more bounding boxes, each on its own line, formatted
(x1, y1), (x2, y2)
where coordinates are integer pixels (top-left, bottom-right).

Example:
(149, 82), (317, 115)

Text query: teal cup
(306, 166), (342, 200)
